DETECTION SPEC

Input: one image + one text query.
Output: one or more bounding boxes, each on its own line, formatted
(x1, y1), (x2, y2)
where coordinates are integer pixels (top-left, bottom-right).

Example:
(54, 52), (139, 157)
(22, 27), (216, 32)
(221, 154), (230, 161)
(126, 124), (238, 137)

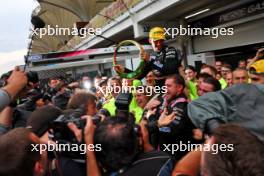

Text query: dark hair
(197, 73), (212, 79)
(203, 76), (221, 91)
(238, 59), (246, 63)
(95, 75), (102, 79)
(108, 76), (122, 86)
(167, 74), (185, 89)
(67, 91), (97, 112)
(0, 128), (40, 176)
(94, 118), (139, 172)
(185, 65), (196, 72)
(27, 105), (62, 137)
(99, 79), (108, 87)
(204, 124), (264, 176)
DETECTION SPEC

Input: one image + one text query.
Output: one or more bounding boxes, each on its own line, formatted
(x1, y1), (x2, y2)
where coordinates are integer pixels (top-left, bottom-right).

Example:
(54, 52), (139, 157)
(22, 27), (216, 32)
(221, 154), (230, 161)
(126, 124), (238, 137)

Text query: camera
(49, 108), (109, 159)
(0, 70), (39, 87)
(115, 92), (132, 118)
(50, 108), (110, 144)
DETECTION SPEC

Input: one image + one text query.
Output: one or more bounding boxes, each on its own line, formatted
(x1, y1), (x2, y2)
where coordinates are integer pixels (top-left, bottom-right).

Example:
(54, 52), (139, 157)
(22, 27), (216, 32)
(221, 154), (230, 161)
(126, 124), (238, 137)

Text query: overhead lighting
(185, 8), (210, 19)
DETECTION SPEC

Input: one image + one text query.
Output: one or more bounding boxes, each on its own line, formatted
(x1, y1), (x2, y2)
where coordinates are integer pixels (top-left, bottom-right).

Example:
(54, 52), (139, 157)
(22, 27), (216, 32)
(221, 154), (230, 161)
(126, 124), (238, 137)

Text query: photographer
(0, 67), (28, 112)
(0, 67), (28, 134)
(67, 90), (97, 117)
(81, 116), (173, 176)
(26, 105), (88, 176)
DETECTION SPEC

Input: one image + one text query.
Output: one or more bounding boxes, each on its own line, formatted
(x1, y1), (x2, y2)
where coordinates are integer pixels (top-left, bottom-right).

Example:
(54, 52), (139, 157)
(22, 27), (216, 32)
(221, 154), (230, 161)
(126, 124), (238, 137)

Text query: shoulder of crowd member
(223, 83), (257, 94)
(121, 150), (173, 176)
(187, 91), (230, 131)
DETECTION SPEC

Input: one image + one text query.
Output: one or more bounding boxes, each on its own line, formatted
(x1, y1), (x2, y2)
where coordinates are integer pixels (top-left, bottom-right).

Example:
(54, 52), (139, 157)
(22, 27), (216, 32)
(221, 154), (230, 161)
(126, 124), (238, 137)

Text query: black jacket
(125, 46), (181, 81)
(115, 150), (173, 176)
(147, 94), (196, 160)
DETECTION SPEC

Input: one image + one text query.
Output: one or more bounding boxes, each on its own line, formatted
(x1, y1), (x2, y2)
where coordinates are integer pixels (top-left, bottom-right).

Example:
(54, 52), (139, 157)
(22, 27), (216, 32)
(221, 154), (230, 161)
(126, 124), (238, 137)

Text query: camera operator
(67, 90), (97, 116)
(0, 67), (28, 112)
(51, 81), (71, 110)
(78, 116), (173, 176)
(5, 70), (40, 128)
(26, 105), (89, 176)
(13, 90), (43, 127)
(46, 91), (109, 176)
(0, 67), (28, 134)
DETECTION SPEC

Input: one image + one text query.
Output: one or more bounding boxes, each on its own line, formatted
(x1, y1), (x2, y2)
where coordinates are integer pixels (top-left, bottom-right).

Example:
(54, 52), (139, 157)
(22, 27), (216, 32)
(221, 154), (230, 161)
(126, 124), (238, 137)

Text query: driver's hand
(114, 64), (125, 73)
(256, 48), (264, 59)
(140, 51), (150, 62)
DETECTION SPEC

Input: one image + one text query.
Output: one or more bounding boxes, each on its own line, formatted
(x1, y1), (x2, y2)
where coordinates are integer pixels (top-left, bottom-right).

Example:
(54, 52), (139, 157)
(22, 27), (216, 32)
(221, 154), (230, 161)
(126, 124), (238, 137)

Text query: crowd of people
(0, 27), (264, 176)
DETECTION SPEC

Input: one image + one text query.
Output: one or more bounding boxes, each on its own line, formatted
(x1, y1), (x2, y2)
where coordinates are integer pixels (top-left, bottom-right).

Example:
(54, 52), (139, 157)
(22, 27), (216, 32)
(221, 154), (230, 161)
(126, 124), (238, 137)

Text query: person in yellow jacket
(103, 78), (144, 123)
(184, 65), (198, 101)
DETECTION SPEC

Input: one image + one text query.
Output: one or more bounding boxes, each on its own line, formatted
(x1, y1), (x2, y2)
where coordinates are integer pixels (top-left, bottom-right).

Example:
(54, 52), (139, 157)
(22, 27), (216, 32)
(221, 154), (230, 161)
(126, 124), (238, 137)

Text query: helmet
(149, 27), (166, 41)
(249, 59), (264, 75)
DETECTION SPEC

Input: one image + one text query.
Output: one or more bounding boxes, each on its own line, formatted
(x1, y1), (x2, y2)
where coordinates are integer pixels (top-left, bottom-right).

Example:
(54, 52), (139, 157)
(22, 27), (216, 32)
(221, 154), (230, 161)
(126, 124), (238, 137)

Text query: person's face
(165, 78), (182, 101)
(215, 61), (222, 72)
(135, 91), (149, 108)
(36, 98), (45, 107)
(87, 100), (97, 116)
(233, 70), (248, 84)
(185, 69), (196, 81)
(109, 80), (121, 97)
(221, 67), (231, 79)
(150, 39), (164, 52)
(49, 79), (58, 88)
(96, 87), (104, 98)
(197, 77), (204, 88)
(216, 73), (221, 80)
(249, 74), (264, 84)
(198, 82), (214, 96)
(146, 72), (155, 86)
(82, 76), (91, 82)
(94, 78), (102, 88)
(226, 73), (233, 87)
(238, 61), (246, 68)
(122, 78), (133, 86)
